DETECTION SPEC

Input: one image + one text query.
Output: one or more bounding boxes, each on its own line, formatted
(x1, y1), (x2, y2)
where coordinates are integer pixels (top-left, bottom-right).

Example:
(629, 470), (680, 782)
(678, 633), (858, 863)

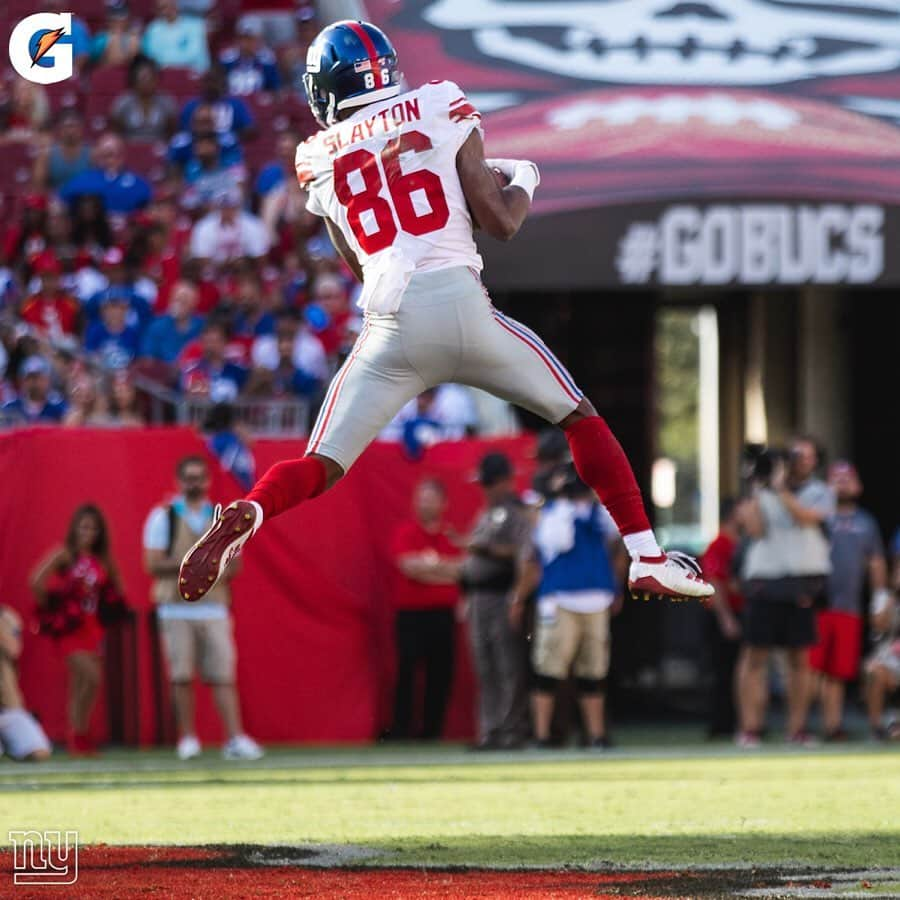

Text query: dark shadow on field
(379, 833), (900, 870)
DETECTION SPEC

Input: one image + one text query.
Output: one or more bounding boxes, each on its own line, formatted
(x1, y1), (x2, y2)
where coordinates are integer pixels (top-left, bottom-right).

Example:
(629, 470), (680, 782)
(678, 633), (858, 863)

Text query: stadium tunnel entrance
(489, 282), (897, 719)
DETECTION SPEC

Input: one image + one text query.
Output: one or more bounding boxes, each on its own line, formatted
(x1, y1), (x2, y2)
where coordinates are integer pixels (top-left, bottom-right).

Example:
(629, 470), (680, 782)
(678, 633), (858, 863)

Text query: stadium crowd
(0, 0), (428, 434)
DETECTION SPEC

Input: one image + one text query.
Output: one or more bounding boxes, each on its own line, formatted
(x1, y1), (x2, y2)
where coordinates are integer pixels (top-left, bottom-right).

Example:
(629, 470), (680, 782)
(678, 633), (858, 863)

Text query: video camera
(741, 443), (789, 488)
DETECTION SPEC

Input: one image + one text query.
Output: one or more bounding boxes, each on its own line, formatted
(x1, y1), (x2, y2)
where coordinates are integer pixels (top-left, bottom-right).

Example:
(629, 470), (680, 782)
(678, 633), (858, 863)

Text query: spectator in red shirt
(701, 497), (747, 739)
(306, 272), (354, 358)
(2, 195), (50, 270)
(20, 254), (81, 341)
(388, 479), (463, 740)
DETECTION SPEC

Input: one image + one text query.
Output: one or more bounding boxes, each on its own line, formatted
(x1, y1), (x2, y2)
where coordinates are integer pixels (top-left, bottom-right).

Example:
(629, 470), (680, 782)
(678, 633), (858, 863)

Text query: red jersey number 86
(333, 130), (450, 255)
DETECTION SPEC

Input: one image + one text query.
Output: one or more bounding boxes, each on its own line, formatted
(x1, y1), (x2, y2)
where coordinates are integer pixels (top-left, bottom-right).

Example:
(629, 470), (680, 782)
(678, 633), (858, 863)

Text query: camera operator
(737, 437), (834, 746)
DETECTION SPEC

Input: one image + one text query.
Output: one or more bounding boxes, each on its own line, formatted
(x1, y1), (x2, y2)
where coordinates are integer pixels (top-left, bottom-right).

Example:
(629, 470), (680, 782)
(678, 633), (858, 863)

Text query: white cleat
(178, 500), (263, 602)
(176, 735), (201, 761)
(222, 734), (264, 761)
(628, 551), (713, 602)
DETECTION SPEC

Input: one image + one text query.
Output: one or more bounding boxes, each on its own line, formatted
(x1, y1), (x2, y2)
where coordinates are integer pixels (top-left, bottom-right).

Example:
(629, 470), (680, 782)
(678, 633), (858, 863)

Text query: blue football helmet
(303, 20), (402, 128)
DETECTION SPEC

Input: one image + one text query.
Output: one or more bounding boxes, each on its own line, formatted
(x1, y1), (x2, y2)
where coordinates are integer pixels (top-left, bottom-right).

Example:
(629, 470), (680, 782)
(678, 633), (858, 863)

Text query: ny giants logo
(8, 830), (79, 885)
(8, 13), (74, 84)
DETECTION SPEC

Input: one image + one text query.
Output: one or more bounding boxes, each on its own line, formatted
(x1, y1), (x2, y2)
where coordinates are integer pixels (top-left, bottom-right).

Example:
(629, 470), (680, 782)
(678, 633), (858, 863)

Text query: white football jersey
(296, 80), (484, 313)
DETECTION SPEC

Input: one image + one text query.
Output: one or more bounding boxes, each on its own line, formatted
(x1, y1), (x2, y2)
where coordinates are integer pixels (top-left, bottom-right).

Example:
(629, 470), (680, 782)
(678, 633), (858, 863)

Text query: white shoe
(178, 500), (263, 602)
(222, 734), (264, 761)
(628, 551), (714, 601)
(735, 731), (761, 750)
(176, 735), (201, 760)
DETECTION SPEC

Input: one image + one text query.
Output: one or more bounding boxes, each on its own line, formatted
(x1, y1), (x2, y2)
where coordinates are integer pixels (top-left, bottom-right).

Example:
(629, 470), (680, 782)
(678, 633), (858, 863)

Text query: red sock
(563, 415), (652, 537)
(246, 457), (327, 520)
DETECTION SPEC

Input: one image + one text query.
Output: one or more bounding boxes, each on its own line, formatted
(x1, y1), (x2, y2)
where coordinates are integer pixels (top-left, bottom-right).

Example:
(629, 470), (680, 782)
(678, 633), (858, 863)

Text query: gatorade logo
(8, 13), (74, 85)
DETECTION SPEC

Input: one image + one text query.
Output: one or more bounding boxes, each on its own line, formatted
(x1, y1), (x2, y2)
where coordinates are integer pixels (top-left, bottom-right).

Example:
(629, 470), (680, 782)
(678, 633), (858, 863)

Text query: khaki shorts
(159, 616), (236, 684)
(532, 606), (610, 681)
(306, 266), (582, 471)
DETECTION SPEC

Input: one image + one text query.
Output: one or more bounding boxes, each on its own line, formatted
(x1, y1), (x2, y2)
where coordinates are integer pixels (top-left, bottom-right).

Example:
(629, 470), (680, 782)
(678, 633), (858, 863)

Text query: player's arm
(456, 130), (537, 241)
(324, 217), (363, 282)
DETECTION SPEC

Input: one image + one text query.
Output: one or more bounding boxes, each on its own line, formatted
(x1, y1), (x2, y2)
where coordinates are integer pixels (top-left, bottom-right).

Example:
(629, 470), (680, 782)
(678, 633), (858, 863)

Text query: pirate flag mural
(365, 0), (900, 286)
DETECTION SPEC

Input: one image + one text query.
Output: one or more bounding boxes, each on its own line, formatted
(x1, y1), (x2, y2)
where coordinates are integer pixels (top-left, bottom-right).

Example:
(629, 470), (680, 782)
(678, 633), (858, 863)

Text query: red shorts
(57, 616), (104, 658)
(808, 610), (862, 681)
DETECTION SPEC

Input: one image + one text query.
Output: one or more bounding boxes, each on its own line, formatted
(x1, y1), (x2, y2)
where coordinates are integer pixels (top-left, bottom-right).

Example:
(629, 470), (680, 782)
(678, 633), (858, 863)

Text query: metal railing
(132, 375), (311, 437)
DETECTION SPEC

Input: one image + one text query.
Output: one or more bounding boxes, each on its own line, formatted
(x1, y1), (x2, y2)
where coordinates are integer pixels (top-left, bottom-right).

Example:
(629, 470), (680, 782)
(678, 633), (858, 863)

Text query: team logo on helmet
(302, 20), (402, 128)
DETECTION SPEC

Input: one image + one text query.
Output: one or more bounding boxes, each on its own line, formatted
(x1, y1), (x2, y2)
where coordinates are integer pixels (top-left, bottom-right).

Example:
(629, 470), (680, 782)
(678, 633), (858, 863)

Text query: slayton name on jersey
(293, 80), (484, 284)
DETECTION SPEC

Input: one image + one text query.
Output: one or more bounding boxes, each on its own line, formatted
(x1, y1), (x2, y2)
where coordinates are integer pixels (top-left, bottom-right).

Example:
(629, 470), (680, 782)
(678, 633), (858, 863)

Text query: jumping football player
(179, 20), (713, 605)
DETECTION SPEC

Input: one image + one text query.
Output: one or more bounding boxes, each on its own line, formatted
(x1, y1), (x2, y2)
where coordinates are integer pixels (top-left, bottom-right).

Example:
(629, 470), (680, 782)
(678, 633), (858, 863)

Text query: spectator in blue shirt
(203, 403), (256, 490)
(179, 320), (246, 402)
(254, 130), (298, 199)
(59, 134), (152, 215)
(529, 464), (626, 749)
(1, 357), (67, 425)
(140, 281), (205, 364)
(141, 0), (210, 73)
(168, 104), (244, 174)
(181, 132), (247, 212)
(400, 391), (444, 461)
(85, 292), (142, 371)
(45, 0), (92, 71)
(219, 20), (280, 96)
(90, 0), (141, 66)
(83, 251), (153, 329)
(231, 275), (275, 340)
(245, 314), (321, 399)
(178, 67), (255, 140)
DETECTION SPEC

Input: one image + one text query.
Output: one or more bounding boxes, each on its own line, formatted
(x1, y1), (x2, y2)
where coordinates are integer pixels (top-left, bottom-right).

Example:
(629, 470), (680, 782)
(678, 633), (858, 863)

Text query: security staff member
(461, 452), (534, 750)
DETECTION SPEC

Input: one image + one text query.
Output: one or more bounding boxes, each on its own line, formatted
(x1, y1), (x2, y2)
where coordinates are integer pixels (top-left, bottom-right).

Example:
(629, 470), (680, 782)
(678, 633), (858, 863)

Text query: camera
(741, 443), (789, 487)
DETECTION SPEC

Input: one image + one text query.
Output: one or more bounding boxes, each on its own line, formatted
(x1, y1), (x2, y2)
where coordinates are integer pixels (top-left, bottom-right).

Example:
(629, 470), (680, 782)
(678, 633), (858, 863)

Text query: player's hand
(485, 158), (519, 179)
(486, 158), (541, 188)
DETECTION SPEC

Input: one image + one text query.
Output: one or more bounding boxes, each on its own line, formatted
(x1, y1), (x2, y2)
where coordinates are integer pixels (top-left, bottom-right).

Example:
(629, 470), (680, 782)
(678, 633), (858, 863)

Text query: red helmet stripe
(345, 21), (379, 70)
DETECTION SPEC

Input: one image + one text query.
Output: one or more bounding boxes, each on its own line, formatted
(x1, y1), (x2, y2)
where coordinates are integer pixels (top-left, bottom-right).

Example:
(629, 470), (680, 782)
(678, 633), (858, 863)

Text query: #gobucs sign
(616, 203), (885, 286)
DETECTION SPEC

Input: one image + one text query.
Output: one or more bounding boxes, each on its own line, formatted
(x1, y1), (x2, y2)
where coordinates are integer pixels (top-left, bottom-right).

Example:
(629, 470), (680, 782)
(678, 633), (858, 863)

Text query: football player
(179, 20), (712, 605)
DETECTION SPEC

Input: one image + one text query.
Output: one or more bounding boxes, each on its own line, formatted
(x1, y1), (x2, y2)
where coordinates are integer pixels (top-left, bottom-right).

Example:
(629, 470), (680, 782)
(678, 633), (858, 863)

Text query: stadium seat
(123, 141), (168, 181)
(44, 83), (83, 114)
(90, 65), (130, 103)
(1, 141), (35, 187)
(0, 141), (36, 221)
(159, 67), (203, 104)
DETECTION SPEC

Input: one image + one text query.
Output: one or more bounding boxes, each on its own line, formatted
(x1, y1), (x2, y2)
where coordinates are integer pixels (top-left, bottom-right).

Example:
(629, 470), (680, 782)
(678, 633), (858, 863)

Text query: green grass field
(3, 736), (899, 872)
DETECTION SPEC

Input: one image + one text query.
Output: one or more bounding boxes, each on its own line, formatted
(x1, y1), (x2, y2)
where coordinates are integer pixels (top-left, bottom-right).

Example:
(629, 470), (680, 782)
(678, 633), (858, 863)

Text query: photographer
(737, 437), (834, 746)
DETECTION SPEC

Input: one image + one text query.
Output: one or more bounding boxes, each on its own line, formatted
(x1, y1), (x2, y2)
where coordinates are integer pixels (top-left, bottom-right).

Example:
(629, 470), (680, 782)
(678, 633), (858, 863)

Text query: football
(470, 166), (510, 230)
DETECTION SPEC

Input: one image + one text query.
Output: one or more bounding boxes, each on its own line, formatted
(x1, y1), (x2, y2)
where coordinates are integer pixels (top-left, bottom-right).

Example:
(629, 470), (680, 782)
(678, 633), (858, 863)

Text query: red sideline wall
(0, 428), (536, 746)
